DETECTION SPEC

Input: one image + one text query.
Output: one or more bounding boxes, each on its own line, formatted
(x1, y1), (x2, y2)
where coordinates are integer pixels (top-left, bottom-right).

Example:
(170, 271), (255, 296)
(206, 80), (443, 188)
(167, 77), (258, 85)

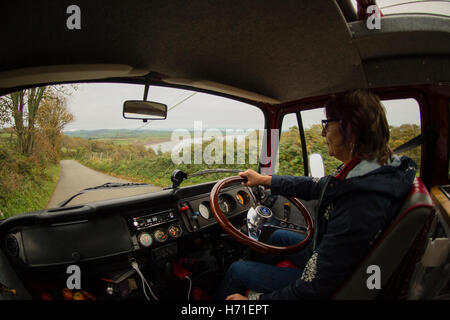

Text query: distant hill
(63, 129), (174, 139)
(63, 128), (259, 139)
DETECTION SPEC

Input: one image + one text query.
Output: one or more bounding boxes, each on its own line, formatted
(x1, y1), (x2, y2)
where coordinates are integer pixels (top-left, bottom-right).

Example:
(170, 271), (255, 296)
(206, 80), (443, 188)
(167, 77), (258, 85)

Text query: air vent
(5, 234), (19, 257)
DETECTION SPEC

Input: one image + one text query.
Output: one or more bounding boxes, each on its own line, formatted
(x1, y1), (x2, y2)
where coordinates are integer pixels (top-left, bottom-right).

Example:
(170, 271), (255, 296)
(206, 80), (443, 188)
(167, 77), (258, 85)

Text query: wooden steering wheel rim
(209, 176), (314, 254)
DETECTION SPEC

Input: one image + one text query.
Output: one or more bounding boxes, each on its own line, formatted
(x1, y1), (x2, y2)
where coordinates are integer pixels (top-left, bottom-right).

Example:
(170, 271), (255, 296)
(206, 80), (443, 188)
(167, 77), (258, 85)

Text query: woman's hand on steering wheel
(238, 169), (272, 187)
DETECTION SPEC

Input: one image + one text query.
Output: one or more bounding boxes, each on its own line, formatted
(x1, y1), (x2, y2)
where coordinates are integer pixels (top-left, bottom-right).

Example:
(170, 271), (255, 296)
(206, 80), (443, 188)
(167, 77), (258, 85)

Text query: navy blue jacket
(259, 156), (417, 300)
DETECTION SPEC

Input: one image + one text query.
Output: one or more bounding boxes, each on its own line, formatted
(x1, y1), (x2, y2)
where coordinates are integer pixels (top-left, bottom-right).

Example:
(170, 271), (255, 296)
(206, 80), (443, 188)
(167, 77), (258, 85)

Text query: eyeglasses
(321, 119), (340, 131)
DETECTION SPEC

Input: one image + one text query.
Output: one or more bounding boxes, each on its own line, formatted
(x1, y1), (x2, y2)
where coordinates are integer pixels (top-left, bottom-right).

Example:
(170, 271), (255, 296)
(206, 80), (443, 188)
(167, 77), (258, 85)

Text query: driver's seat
(331, 177), (435, 299)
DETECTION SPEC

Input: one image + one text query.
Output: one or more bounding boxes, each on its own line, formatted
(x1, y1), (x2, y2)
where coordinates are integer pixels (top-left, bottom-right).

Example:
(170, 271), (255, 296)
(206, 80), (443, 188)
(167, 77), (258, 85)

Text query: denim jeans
(214, 229), (310, 299)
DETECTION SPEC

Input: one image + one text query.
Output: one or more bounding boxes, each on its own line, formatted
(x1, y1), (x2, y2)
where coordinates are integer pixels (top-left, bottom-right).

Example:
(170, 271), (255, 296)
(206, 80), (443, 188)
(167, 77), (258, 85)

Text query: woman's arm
(239, 169), (326, 201)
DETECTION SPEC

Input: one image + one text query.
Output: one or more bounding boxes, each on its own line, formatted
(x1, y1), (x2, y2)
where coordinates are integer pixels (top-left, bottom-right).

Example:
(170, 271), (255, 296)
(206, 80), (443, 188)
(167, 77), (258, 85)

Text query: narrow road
(46, 160), (162, 208)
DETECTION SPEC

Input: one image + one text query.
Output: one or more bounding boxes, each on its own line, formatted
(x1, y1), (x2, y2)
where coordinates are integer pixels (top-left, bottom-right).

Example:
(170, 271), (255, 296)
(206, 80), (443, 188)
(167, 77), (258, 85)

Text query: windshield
(0, 83), (264, 217)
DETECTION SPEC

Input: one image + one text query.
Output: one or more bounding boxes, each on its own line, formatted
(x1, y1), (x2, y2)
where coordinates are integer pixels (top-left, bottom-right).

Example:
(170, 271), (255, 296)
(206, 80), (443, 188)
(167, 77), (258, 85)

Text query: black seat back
(332, 178), (435, 299)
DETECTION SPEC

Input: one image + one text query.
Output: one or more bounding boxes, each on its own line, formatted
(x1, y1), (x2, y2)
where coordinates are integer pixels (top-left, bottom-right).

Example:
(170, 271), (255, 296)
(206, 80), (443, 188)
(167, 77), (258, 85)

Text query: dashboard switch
(179, 203), (199, 231)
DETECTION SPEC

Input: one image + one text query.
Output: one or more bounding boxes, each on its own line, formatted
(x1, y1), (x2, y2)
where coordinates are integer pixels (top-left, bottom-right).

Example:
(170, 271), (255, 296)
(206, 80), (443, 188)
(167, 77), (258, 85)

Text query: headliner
(0, 1), (449, 103)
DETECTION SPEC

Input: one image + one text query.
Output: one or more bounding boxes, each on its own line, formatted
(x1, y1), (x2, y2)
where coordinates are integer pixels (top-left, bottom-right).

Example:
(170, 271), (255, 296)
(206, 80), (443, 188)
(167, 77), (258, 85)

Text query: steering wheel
(209, 176), (314, 254)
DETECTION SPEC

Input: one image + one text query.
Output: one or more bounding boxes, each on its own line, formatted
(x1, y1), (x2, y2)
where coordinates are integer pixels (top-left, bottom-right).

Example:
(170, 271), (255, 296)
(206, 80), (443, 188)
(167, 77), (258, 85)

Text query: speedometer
(199, 202), (211, 220)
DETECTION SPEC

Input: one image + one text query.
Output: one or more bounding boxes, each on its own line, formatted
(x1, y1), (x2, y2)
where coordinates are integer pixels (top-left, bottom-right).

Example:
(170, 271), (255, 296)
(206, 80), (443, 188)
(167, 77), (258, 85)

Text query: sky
(64, 83), (420, 133)
(64, 83), (266, 131)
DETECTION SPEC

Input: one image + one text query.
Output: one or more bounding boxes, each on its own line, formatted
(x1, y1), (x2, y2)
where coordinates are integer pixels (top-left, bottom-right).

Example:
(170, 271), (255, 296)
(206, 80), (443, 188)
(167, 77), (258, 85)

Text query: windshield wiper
(166, 169), (242, 189)
(57, 182), (153, 207)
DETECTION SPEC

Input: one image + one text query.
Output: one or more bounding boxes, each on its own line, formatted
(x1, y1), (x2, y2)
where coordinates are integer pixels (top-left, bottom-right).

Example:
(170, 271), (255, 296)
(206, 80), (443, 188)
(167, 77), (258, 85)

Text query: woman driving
(216, 89), (417, 300)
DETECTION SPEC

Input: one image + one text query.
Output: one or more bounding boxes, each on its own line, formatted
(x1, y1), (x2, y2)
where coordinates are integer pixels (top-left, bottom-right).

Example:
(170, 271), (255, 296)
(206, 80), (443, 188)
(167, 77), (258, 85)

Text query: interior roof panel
(1, 2), (449, 103)
(350, 15), (450, 60)
(0, 0), (365, 103)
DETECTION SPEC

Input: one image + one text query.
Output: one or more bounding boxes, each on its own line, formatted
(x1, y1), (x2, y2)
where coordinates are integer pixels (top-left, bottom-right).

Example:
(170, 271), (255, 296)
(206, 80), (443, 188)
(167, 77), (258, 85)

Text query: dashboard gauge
(219, 198), (229, 214)
(138, 232), (153, 247)
(236, 194), (244, 205)
(198, 202), (211, 220)
(153, 229), (169, 243)
(168, 224), (182, 238)
(218, 194), (236, 215)
(236, 191), (250, 205)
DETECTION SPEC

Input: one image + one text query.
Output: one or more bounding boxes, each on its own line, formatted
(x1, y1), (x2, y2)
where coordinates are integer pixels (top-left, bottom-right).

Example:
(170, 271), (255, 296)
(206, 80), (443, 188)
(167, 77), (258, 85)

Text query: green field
(64, 129), (173, 140)
(64, 129), (173, 148)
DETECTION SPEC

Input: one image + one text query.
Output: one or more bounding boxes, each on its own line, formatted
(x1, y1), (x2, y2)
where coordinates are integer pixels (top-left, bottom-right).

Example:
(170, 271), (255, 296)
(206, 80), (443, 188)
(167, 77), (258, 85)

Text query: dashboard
(0, 180), (314, 300)
(127, 185), (255, 250)
(0, 182), (260, 269)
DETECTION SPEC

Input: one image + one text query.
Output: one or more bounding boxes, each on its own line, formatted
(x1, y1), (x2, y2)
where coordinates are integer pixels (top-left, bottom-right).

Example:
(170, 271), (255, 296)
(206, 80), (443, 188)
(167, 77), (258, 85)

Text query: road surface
(46, 160), (163, 208)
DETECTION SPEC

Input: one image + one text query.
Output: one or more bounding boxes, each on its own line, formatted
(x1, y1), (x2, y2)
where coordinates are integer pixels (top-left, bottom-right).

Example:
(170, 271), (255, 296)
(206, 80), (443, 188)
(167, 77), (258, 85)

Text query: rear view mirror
(123, 100), (167, 120)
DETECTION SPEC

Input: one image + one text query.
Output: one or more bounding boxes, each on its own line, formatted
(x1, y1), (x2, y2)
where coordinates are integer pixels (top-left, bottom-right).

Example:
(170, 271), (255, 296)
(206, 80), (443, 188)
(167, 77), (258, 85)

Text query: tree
(36, 97), (75, 162)
(0, 85), (74, 156)
(0, 87), (46, 155)
(0, 101), (11, 127)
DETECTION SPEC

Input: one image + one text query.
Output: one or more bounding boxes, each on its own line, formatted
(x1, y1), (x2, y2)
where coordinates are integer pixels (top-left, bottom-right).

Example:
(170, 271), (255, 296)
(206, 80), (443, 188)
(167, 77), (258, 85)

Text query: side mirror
(309, 153), (325, 178)
(123, 100), (167, 120)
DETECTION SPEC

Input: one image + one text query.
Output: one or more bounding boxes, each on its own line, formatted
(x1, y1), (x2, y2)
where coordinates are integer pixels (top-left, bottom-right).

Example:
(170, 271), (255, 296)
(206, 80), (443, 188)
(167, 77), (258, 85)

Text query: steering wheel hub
(247, 205), (274, 240)
(257, 205), (272, 217)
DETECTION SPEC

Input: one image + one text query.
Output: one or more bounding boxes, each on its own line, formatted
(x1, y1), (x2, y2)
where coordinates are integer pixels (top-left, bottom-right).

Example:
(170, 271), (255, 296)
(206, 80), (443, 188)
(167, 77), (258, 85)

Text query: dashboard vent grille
(5, 234), (19, 257)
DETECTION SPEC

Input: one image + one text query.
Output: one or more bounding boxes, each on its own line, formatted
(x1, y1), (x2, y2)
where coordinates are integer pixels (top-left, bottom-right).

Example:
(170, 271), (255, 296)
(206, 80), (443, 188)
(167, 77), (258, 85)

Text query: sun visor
(0, 64), (148, 89)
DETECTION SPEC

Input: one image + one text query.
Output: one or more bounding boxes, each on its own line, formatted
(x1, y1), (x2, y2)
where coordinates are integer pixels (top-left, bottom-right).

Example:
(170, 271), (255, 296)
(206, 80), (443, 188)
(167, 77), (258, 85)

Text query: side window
(382, 98), (421, 173)
(276, 110), (342, 176)
(300, 108), (341, 176)
(276, 113), (305, 176)
(278, 97), (422, 178)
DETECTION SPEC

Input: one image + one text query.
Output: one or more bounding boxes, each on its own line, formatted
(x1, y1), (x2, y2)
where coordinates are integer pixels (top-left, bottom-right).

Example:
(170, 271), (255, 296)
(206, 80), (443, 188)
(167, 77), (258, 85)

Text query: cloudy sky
(64, 83), (267, 131)
(64, 83), (421, 132)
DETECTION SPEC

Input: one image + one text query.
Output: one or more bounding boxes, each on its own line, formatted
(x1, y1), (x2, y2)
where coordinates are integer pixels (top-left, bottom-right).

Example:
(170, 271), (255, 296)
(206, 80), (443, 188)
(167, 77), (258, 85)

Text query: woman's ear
(340, 119), (353, 144)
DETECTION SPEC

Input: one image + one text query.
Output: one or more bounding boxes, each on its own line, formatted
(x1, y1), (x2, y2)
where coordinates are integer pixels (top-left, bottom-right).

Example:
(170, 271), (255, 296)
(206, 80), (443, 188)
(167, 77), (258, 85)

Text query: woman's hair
(324, 89), (392, 165)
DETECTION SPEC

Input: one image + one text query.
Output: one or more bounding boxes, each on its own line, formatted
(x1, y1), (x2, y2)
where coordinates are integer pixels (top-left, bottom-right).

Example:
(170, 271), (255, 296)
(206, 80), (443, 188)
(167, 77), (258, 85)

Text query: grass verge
(0, 164), (60, 219)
